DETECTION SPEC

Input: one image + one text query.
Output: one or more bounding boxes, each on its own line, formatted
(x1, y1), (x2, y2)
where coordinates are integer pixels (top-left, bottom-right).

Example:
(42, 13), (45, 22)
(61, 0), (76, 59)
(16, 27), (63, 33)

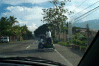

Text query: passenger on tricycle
(38, 36), (44, 49)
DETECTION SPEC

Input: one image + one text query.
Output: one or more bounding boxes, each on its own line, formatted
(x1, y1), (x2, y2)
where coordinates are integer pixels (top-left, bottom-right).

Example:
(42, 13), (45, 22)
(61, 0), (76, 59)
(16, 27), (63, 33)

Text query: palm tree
(1, 17), (8, 21)
(8, 16), (18, 26)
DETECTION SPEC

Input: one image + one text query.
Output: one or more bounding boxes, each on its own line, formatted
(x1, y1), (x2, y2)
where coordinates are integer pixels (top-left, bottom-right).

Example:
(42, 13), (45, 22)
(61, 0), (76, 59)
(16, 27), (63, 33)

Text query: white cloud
(0, 0), (50, 5)
(6, 6), (43, 20)
(17, 19), (28, 24)
(1, 6), (44, 31)
(27, 23), (37, 32)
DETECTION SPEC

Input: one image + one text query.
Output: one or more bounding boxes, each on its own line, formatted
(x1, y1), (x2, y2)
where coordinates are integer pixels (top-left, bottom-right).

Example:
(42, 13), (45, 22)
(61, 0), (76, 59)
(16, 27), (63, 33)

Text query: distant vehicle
(38, 35), (55, 51)
(1, 37), (9, 43)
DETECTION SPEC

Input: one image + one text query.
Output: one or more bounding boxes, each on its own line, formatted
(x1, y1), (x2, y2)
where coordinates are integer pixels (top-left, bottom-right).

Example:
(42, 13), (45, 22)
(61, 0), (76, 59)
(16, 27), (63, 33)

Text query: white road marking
(55, 49), (73, 66)
(26, 45), (31, 49)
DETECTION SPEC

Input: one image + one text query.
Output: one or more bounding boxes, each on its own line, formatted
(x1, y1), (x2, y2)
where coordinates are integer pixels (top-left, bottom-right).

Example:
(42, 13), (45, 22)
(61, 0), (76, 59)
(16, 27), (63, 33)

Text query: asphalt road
(0, 40), (84, 66)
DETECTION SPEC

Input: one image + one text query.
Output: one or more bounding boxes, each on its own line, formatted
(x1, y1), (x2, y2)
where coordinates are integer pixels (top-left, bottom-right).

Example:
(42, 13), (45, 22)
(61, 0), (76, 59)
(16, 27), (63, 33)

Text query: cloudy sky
(0, 0), (99, 32)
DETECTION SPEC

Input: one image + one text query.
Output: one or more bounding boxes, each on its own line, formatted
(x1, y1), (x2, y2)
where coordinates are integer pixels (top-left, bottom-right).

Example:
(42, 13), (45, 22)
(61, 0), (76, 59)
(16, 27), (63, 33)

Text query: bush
(58, 41), (69, 46)
(53, 38), (58, 43)
(72, 38), (87, 46)
(80, 37), (87, 41)
(58, 42), (64, 45)
(81, 41), (87, 46)
(72, 39), (84, 45)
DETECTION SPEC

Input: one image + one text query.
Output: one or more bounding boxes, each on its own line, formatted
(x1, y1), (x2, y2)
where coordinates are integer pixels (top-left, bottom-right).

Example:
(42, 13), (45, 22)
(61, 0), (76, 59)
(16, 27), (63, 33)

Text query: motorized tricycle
(38, 35), (55, 51)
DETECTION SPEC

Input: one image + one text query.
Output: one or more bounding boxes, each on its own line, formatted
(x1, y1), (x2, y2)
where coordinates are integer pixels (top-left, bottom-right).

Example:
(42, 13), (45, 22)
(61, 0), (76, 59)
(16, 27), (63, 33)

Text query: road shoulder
(55, 44), (84, 66)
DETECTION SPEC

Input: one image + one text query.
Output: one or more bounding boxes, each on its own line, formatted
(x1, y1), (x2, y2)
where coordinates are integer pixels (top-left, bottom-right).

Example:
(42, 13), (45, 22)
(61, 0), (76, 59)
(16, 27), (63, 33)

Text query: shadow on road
(0, 49), (55, 55)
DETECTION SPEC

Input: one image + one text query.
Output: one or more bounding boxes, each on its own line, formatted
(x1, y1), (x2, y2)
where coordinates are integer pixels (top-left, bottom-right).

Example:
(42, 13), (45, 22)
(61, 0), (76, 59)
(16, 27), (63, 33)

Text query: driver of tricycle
(46, 28), (52, 44)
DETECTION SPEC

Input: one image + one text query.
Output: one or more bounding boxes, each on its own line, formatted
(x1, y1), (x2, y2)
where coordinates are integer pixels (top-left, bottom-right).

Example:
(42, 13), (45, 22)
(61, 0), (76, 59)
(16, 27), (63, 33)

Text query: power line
(72, 0), (87, 12)
(74, 6), (99, 21)
(75, 7), (99, 22)
(71, 1), (99, 18)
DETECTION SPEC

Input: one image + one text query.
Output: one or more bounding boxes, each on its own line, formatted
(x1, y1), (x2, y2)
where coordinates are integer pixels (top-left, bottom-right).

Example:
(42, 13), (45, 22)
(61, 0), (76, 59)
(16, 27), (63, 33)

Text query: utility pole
(86, 24), (89, 47)
(59, 25), (61, 41)
(63, 23), (67, 41)
(68, 22), (72, 41)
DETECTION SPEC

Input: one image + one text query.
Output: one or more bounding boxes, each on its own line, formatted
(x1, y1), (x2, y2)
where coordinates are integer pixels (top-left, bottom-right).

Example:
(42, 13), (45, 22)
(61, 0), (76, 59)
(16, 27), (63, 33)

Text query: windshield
(0, 0), (99, 66)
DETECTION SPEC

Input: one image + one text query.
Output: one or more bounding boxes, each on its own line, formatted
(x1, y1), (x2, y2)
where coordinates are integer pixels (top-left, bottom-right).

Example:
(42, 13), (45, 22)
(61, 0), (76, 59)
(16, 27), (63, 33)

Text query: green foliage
(8, 16), (18, 26)
(58, 33), (87, 47)
(34, 24), (48, 37)
(61, 26), (68, 32)
(72, 33), (87, 46)
(79, 37), (87, 41)
(58, 41), (69, 46)
(21, 25), (33, 40)
(0, 16), (33, 40)
(72, 39), (82, 45)
(53, 38), (58, 43)
(0, 17), (11, 36)
(41, 0), (73, 34)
